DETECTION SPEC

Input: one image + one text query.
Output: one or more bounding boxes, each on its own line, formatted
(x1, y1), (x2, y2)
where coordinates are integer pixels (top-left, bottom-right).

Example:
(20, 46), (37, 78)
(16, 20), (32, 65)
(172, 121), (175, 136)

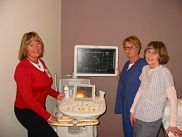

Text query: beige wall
(0, 0), (61, 137)
(61, 0), (182, 137)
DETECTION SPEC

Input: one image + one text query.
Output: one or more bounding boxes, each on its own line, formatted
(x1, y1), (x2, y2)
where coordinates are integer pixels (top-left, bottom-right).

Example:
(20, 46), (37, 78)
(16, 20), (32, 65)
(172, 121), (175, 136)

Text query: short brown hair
(18, 32), (44, 60)
(144, 41), (169, 64)
(122, 35), (142, 54)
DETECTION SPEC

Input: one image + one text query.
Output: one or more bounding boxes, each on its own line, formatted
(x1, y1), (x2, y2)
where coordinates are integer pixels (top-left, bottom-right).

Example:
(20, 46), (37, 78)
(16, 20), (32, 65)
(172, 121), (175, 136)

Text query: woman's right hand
(48, 115), (59, 124)
(57, 93), (65, 101)
(130, 112), (136, 127)
(115, 68), (120, 80)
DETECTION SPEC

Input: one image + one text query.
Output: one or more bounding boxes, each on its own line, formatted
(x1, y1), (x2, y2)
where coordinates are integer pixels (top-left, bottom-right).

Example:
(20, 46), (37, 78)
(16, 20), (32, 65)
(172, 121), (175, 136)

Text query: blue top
(115, 58), (147, 118)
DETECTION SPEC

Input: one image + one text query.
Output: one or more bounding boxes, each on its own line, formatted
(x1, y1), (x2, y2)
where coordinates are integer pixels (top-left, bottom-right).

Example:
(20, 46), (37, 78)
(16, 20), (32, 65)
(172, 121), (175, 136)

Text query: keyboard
(59, 98), (106, 118)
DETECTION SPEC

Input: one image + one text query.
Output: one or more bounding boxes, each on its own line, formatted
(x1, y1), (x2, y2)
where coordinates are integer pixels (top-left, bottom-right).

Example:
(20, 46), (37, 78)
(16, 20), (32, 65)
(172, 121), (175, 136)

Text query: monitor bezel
(74, 45), (118, 77)
(73, 84), (95, 101)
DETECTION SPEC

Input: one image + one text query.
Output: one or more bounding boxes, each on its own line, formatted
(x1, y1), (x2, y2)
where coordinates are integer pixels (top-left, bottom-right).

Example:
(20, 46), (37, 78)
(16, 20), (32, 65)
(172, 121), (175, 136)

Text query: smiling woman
(14, 32), (64, 137)
(130, 41), (182, 137)
(115, 35), (147, 137)
(18, 32), (44, 63)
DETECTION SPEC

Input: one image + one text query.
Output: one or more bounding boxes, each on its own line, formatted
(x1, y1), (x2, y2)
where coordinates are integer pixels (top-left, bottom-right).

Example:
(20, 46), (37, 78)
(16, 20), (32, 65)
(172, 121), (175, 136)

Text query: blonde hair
(144, 41), (169, 64)
(122, 35), (142, 54)
(18, 32), (44, 60)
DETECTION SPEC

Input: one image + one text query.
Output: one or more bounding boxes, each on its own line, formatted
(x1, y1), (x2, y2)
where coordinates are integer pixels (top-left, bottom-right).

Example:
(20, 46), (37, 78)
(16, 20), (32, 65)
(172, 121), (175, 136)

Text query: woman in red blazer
(14, 31), (64, 137)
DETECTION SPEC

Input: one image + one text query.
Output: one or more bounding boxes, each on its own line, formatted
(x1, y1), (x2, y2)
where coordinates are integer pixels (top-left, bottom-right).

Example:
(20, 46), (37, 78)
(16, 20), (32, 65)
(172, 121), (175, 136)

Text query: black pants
(14, 107), (59, 137)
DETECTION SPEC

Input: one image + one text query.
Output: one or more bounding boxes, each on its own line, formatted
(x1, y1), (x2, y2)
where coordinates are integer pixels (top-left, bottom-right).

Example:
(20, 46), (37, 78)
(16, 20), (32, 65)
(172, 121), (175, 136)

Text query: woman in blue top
(115, 35), (147, 137)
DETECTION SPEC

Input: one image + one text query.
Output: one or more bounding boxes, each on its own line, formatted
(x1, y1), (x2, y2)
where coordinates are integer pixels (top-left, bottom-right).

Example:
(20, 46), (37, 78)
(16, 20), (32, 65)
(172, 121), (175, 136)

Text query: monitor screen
(73, 84), (95, 101)
(74, 45), (118, 76)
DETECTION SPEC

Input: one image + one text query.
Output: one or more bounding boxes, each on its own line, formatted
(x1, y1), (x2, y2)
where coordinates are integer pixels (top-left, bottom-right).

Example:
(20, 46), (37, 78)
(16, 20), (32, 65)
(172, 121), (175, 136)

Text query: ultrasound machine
(52, 45), (118, 137)
(53, 78), (106, 137)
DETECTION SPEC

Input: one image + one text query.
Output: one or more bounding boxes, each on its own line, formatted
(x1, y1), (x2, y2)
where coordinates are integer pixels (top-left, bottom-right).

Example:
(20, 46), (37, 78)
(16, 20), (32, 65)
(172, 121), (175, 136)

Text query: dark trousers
(14, 107), (59, 137)
(122, 117), (133, 137)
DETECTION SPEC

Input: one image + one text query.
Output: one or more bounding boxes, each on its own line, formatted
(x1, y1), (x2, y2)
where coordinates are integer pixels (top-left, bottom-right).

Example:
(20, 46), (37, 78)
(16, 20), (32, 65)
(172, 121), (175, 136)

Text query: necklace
(27, 58), (44, 71)
(37, 63), (41, 68)
(28, 58), (40, 68)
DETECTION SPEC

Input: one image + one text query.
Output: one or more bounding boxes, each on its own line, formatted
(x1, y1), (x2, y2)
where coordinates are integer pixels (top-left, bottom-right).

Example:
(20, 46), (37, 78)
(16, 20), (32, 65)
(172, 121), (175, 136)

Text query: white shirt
(29, 59), (44, 72)
(130, 65), (177, 127)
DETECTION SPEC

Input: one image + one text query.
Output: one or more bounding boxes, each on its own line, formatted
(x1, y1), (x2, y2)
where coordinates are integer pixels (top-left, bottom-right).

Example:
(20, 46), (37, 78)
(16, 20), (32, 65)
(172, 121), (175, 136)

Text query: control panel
(59, 97), (106, 118)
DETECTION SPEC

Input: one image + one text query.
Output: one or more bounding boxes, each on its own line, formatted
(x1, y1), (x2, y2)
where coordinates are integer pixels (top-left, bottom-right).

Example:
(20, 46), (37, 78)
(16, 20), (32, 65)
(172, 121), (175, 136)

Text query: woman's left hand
(57, 93), (65, 101)
(166, 126), (182, 137)
(130, 112), (136, 127)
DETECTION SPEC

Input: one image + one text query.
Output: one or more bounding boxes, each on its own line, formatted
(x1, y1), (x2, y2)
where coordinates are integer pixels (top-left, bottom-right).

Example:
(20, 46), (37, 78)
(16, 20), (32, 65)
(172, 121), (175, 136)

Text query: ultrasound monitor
(74, 45), (118, 76)
(73, 84), (95, 101)
(59, 78), (90, 92)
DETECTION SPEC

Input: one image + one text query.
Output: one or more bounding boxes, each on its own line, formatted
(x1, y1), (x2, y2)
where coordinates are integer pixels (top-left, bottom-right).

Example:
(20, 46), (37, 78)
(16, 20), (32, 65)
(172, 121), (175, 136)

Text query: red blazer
(14, 58), (59, 120)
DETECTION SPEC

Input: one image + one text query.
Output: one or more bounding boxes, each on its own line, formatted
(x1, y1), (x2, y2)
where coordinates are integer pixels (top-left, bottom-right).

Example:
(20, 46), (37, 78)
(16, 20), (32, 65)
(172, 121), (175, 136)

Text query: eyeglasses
(146, 50), (159, 56)
(123, 45), (138, 50)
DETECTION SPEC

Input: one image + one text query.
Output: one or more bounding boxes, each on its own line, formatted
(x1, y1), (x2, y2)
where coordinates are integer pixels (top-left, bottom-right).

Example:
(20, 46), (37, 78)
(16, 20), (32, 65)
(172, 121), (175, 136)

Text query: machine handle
(51, 116), (99, 127)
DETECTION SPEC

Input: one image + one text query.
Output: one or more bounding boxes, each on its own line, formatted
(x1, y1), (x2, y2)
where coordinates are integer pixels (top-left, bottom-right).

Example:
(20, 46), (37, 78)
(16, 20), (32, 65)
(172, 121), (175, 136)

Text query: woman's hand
(57, 93), (65, 101)
(130, 112), (136, 127)
(166, 126), (182, 137)
(115, 68), (120, 80)
(47, 115), (59, 124)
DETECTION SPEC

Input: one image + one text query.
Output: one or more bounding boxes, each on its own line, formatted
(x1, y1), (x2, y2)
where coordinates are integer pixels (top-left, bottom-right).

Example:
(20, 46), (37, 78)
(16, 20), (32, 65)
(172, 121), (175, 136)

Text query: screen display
(73, 85), (95, 100)
(75, 87), (92, 98)
(74, 45), (118, 76)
